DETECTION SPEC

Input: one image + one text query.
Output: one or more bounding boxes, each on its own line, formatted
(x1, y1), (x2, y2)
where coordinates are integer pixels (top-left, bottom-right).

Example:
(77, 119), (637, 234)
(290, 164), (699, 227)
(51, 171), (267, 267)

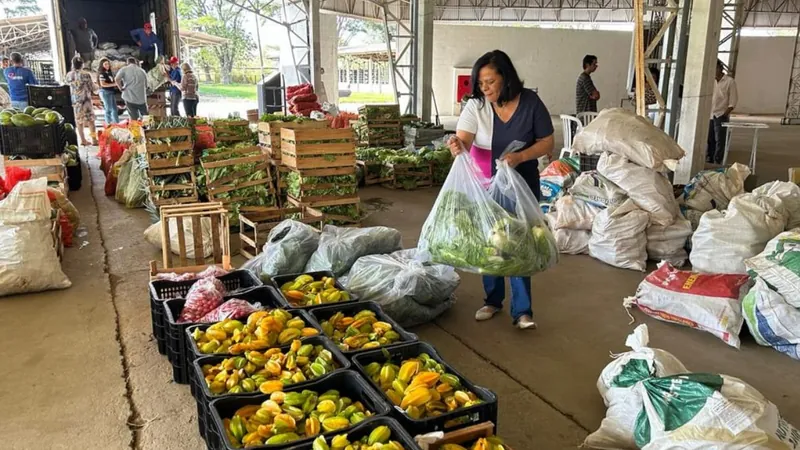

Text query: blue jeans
(11, 100), (27, 109)
(100, 90), (118, 124)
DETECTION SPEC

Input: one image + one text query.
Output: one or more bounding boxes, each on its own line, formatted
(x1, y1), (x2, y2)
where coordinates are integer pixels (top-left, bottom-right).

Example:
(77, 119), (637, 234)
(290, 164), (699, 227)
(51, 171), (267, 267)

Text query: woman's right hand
(448, 135), (465, 157)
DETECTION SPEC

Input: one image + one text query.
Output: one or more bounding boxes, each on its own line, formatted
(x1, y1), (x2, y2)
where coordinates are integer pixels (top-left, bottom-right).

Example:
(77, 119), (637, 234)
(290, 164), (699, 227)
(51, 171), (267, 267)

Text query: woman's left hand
(502, 151), (526, 168)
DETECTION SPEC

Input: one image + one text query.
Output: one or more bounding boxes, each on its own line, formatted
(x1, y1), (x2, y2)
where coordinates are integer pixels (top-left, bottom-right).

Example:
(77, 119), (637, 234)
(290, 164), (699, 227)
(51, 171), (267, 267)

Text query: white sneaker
(475, 305), (500, 321)
(516, 315), (537, 330)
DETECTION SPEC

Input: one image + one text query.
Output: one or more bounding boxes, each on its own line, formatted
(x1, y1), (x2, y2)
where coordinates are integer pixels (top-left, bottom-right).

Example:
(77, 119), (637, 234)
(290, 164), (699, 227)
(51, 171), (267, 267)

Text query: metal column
(783, 18), (800, 125)
(381, 0), (418, 115)
(718, 0), (745, 76)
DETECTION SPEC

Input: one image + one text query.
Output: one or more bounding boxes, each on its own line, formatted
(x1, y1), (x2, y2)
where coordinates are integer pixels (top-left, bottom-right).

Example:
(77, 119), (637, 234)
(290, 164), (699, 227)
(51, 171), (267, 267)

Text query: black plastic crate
(67, 163), (82, 191)
(285, 416), (421, 450)
(149, 270), (262, 357)
(27, 85), (71, 107)
(184, 308), (321, 373)
(270, 271), (356, 310)
(579, 153), (601, 172)
(49, 104), (76, 128)
(0, 122), (63, 157)
(351, 341), (498, 436)
(163, 286), (283, 384)
(208, 370), (391, 450)
(309, 301), (418, 358)
(192, 336), (350, 447)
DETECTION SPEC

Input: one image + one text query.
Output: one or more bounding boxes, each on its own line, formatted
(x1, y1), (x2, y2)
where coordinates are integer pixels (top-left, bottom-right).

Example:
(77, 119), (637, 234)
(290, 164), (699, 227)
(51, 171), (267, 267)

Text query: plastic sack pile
(343, 249), (460, 327)
(0, 179), (71, 297)
(305, 225), (402, 276)
(286, 84), (322, 117)
(418, 152), (557, 277)
(679, 163), (751, 229)
(585, 324), (800, 450)
(242, 220), (320, 282)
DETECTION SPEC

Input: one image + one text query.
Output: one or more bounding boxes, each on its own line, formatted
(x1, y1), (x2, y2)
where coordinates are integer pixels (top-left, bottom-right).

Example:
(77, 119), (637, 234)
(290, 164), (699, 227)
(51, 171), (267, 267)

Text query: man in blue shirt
(4, 53), (37, 109)
(167, 56), (182, 116)
(130, 22), (163, 71)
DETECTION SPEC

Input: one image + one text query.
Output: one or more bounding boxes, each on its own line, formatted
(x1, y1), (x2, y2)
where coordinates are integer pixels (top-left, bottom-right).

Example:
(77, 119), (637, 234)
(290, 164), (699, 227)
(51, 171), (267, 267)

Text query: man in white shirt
(707, 59), (738, 164)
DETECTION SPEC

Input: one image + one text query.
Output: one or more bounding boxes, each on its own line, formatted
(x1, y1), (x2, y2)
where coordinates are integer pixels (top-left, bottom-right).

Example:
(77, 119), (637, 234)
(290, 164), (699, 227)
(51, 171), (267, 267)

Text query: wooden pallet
(149, 202), (231, 276)
(148, 166), (199, 206)
(280, 127), (356, 170)
(238, 205), (324, 259)
(356, 160), (391, 185)
(200, 146), (274, 207)
(3, 156), (68, 197)
(382, 162), (433, 190)
(257, 120), (328, 161)
(285, 166), (358, 205)
(427, 422), (510, 450)
(212, 119), (252, 143)
(286, 196), (360, 226)
(144, 127), (194, 169)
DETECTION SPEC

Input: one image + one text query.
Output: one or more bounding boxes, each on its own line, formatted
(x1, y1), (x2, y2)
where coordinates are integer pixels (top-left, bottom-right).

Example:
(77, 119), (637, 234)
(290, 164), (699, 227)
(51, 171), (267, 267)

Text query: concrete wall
(432, 25), (632, 115)
(735, 36), (793, 115)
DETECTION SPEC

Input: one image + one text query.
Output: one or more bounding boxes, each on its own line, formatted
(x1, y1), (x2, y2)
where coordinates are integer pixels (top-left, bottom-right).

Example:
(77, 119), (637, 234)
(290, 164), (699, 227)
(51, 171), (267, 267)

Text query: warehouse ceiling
(0, 15), (49, 55)
(321, 0), (800, 28)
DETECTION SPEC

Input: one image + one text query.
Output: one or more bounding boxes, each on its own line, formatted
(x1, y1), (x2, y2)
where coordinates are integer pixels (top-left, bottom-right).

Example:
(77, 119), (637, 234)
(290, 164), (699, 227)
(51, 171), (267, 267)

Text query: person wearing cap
(70, 18), (98, 69)
(166, 56), (182, 116)
(130, 22), (163, 71)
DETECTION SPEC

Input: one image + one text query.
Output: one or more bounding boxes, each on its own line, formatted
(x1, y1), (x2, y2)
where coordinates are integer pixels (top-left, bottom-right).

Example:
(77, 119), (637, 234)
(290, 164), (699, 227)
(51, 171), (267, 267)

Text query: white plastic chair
(577, 111), (599, 127)
(559, 114), (583, 159)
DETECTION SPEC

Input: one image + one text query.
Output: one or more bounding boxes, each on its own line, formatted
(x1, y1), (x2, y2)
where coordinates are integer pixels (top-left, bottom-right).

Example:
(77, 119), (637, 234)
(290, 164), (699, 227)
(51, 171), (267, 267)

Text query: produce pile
(259, 113), (312, 124)
(199, 339), (339, 395)
(287, 83), (322, 117)
(363, 353), (482, 420)
(0, 105), (63, 126)
(327, 111), (358, 129)
(278, 273), (352, 307)
(417, 145), (453, 185)
(213, 118), (254, 142)
(222, 388), (374, 447)
(286, 170), (357, 200)
(242, 220), (320, 282)
(310, 426), (407, 450)
(147, 116), (192, 161)
(316, 204), (361, 225)
(319, 309), (402, 351)
(190, 310), (319, 355)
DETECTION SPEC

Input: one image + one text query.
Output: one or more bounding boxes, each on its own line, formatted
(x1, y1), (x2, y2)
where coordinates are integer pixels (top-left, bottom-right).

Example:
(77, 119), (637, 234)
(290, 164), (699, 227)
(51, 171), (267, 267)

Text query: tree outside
(0, 0), (40, 18)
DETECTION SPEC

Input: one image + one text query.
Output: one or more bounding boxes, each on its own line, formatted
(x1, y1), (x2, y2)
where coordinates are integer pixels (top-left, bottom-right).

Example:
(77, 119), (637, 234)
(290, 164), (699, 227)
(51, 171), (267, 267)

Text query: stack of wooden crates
(145, 126), (198, 206)
(354, 104), (403, 148)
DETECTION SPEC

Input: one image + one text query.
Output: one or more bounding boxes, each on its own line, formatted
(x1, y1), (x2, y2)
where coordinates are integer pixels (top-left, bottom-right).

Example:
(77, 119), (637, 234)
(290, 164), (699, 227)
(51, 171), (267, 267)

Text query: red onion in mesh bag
(178, 277), (226, 323)
(198, 299), (262, 323)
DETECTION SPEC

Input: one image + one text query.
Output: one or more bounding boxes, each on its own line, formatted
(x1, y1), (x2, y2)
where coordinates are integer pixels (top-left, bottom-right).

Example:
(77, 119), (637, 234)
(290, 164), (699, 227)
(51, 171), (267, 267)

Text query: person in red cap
(166, 56), (182, 116)
(130, 22), (163, 70)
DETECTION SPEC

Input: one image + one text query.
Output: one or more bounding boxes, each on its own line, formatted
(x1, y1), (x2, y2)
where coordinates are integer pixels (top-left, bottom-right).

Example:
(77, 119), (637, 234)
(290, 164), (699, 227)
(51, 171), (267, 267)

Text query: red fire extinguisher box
(456, 74), (472, 103)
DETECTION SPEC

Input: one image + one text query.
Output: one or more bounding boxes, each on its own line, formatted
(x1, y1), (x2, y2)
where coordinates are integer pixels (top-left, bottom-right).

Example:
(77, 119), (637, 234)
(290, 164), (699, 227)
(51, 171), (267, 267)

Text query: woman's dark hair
(98, 57), (111, 71)
(72, 56), (83, 70)
(10, 52), (22, 64)
(583, 54), (597, 69)
(470, 50), (524, 107)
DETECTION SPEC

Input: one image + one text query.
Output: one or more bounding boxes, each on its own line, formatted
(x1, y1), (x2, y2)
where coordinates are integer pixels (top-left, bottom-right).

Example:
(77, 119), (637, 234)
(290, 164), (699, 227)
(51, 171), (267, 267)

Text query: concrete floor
(1, 118), (799, 450)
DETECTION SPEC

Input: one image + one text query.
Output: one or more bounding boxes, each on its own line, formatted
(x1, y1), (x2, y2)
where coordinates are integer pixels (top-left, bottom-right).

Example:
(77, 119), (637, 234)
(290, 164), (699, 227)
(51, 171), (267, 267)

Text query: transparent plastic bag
(305, 225), (402, 276)
(344, 249), (460, 327)
(198, 299), (262, 323)
(418, 141), (558, 276)
(242, 220), (320, 281)
(177, 277), (226, 323)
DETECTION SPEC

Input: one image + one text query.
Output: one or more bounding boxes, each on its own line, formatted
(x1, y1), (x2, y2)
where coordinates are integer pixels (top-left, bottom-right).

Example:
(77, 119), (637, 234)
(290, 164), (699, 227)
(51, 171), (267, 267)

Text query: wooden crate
(355, 120), (403, 148)
(149, 202), (231, 276)
(427, 422), (512, 450)
(356, 160), (391, 186)
(285, 166), (358, 206)
(200, 146), (274, 206)
(212, 119), (252, 144)
(148, 166), (198, 206)
(144, 127), (194, 169)
(147, 92), (167, 118)
(238, 205), (324, 259)
(383, 162), (433, 190)
(358, 104), (400, 121)
(287, 196), (360, 227)
(3, 157), (68, 197)
(281, 127), (356, 170)
(257, 120), (328, 160)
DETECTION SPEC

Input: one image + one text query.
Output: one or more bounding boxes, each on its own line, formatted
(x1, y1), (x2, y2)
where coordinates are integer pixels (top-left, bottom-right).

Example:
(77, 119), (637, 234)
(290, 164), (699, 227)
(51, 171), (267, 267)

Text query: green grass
(339, 91), (394, 104)
(198, 83), (257, 100)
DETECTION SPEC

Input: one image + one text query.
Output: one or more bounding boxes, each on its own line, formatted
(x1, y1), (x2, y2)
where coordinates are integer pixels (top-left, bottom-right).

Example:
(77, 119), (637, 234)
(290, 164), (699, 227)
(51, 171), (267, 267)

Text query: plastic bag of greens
(305, 225), (402, 276)
(418, 141), (558, 276)
(344, 248), (460, 327)
(242, 220), (320, 281)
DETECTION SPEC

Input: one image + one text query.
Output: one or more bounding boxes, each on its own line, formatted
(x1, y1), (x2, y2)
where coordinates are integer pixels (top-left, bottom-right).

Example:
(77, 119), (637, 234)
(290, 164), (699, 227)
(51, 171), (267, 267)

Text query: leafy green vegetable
(418, 145), (453, 185)
(259, 114), (309, 123)
(285, 171), (357, 199)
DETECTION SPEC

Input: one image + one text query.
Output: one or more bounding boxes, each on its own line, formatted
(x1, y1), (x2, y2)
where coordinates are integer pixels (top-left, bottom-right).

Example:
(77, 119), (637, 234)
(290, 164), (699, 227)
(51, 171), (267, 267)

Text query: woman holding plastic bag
(422, 50), (557, 330)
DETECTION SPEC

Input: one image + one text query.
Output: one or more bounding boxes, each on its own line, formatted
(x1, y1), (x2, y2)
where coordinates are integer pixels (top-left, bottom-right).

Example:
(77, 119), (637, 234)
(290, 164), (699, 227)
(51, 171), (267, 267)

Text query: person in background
(0, 56), (9, 93)
(708, 59), (738, 164)
(115, 57), (149, 120)
(97, 58), (119, 124)
(175, 62), (198, 117)
(130, 23), (163, 71)
(66, 57), (99, 146)
(70, 18), (98, 69)
(166, 56), (182, 116)
(4, 52), (37, 109)
(576, 54), (600, 114)
(448, 50), (555, 330)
